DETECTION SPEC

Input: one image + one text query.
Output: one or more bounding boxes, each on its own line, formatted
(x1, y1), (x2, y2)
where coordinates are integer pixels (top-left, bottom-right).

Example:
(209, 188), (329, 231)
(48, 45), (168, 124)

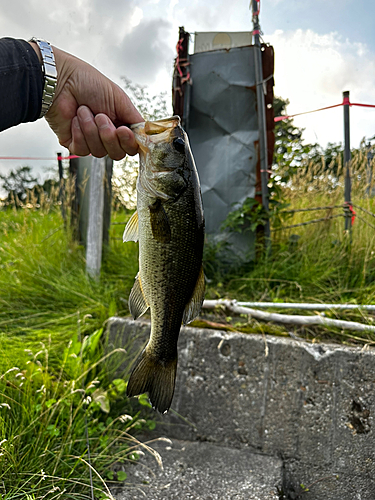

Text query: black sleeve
(0, 38), (43, 132)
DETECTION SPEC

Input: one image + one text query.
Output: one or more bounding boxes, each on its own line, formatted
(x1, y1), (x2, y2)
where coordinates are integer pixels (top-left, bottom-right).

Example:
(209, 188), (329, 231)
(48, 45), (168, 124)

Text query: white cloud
(1, 2), (374, 188)
(112, 18), (174, 86)
(170, 0), (253, 33)
(268, 29), (375, 147)
(130, 7), (144, 28)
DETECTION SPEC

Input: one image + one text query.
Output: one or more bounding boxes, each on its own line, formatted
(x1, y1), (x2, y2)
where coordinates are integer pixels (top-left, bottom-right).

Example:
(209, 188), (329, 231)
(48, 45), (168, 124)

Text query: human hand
(29, 42), (143, 160)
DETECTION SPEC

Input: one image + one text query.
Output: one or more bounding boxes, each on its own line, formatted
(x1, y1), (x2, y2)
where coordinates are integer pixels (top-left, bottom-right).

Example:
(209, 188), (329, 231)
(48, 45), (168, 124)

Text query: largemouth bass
(123, 116), (205, 413)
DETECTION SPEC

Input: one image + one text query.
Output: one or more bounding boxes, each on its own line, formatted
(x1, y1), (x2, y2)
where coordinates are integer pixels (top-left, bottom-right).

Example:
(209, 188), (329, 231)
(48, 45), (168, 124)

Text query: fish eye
(173, 137), (185, 154)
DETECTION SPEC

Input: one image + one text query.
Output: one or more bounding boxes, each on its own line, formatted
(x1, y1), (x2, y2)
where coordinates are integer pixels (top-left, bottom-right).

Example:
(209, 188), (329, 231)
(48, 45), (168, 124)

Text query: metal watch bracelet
(29, 38), (57, 118)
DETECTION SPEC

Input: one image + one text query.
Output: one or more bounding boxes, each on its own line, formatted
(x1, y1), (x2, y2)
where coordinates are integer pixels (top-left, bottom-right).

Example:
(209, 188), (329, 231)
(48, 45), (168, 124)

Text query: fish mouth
(131, 116), (181, 152)
(130, 116), (180, 133)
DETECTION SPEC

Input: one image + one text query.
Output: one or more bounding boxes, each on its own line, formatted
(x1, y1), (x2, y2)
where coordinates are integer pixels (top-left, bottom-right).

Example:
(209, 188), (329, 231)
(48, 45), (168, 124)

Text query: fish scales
(123, 116), (205, 413)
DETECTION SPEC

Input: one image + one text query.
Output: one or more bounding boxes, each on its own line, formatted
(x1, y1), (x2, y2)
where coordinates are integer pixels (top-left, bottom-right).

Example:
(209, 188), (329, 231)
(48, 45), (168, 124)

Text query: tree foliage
(0, 166), (37, 201)
(121, 77), (170, 121)
(0, 166), (59, 207)
(113, 79), (171, 209)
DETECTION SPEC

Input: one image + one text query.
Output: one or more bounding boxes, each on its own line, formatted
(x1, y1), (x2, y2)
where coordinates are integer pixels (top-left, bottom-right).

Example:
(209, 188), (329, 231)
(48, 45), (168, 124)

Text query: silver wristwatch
(29, 38), (57, 118)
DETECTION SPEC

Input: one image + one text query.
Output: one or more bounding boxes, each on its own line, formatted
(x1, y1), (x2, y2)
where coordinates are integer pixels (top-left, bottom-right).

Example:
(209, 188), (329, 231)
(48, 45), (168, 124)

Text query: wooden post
(102, 156), (113, 246)
(86, 157), (106, 278)
(69, 156), (79, 240)
(172, 27), (190, 128)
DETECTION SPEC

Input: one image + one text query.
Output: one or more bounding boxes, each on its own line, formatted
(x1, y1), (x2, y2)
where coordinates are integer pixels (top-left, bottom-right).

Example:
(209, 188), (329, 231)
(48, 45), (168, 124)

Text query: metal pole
(343, 90), (351, 232)
(57, 152), (66, 226)
(366, 142), (374, 197)
(251, 0), (271, 251)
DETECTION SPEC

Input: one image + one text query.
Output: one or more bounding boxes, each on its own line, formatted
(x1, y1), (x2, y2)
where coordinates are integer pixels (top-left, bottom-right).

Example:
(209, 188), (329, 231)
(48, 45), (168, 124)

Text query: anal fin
(129, 273), (149, 319)
(182, 265), (205, 325)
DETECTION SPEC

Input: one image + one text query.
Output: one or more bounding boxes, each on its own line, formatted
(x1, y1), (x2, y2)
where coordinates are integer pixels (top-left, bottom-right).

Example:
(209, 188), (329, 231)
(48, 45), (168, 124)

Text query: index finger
(116, 125), (139, 156)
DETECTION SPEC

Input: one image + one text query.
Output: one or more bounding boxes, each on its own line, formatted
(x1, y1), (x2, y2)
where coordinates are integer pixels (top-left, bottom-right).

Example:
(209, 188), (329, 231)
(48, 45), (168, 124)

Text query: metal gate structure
(173, 28), (274, 261)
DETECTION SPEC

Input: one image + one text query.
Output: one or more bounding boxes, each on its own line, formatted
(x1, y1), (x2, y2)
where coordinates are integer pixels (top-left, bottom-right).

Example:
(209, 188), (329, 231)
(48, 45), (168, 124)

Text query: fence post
(57, 152), (66, 226)
(366, 142), (374, 197)
(86, 157), (106, 278)
(252, 0), (271, 252)
(69, 156), (79, 241)
(343, 90), (351, 233)
(102, 156), (113, 246)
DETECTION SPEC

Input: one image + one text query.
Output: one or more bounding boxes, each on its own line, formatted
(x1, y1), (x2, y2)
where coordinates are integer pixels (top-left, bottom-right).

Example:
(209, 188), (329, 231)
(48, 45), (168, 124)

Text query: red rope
(175, 35), (191, 87)
(275, 99), (375, 122)
(253, 0), (260, 16)
(351, 102), (375, 108)
(344, 202), (357, 226)
(175, 37), (184, 78)
(0, 155), (80, 160)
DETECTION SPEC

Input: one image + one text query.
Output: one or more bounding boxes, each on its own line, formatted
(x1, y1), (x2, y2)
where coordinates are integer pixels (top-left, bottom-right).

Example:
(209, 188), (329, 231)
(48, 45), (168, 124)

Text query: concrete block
(106, 317), (375, 500)
(112, 438), (282, 500)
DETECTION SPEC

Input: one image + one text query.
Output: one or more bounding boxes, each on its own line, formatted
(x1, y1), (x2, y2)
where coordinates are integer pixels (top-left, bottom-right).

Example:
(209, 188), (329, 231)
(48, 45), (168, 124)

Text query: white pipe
(202, 299), (375, 333)
(236, 302), (375, 311)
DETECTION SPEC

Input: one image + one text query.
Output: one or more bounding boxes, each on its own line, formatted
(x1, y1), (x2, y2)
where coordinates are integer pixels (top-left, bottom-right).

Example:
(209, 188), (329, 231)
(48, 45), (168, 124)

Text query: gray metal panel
(186, 46), (258, 258)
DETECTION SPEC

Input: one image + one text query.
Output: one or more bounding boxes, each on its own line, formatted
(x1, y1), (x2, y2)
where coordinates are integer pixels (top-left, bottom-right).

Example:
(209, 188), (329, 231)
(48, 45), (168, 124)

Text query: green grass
(204, 152), (375, 345)
(0, 327), (157, 499)
(0, 207), (138, 370)
(2, 162), (375, 497)
(0, 206), (160, 498)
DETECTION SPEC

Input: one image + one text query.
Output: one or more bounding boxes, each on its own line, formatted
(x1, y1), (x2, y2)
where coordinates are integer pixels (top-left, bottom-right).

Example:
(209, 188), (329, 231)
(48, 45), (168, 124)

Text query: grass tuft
(0, 204), (160, 497)
(0, 207), (138, 370)
(204, 147), (375, 344)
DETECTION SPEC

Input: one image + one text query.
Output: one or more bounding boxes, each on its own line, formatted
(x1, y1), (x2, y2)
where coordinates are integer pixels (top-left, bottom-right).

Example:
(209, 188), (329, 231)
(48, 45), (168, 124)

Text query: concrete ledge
(113, 438), (282, 500)
(106, 317), (375, 500)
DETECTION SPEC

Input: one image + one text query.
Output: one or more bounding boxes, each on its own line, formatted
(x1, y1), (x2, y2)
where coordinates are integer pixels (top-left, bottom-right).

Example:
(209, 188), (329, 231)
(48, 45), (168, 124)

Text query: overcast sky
(1, 0), (375, 182)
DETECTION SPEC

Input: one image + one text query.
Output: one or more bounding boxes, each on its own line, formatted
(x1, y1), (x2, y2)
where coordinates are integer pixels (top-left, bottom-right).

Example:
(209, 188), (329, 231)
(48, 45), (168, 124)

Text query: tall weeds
(0, 328), (158, 499)
(0, 196), (158, 498)
(205, 145), (375, 343)
(0, 204), (138, 369)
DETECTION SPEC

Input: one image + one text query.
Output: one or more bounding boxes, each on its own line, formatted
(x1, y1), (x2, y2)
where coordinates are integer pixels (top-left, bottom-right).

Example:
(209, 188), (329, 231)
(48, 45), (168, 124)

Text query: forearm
(0, 38), (43, 131)
(1, 37), (141, 159)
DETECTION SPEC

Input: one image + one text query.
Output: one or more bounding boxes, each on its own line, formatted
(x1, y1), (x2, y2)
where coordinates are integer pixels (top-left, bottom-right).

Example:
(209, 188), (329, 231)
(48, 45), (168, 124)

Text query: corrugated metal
(173, 31), (274, 262)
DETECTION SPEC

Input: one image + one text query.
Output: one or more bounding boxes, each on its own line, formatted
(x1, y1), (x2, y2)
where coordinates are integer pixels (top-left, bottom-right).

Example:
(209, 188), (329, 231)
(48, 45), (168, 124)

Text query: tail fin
(126, 348), (177, 414)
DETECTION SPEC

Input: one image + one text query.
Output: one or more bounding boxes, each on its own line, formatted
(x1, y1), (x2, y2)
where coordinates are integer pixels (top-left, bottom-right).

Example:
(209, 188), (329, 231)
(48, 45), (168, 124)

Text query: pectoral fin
(123, 211), (139, 242)
(182, 265), (205, 325)
(149, 200), (171, 243)
(129, 273), (149, 319)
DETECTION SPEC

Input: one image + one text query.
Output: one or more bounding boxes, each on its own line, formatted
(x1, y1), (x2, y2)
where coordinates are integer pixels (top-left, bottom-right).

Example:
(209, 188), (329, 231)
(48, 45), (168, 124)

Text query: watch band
(29, 38), (57, 118)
